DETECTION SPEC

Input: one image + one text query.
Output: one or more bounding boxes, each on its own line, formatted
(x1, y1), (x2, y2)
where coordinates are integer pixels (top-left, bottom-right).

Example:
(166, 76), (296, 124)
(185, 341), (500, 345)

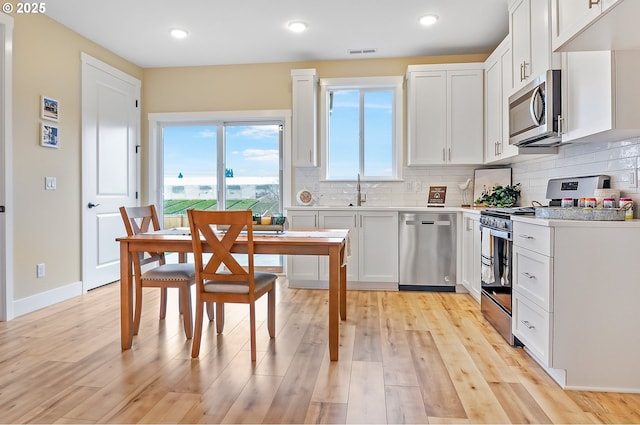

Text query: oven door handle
(481, 226), (511, 241)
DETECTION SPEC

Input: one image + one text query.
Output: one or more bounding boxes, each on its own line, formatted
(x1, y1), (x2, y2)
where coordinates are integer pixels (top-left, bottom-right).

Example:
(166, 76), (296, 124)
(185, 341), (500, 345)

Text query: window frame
(319, 76), (403, 182)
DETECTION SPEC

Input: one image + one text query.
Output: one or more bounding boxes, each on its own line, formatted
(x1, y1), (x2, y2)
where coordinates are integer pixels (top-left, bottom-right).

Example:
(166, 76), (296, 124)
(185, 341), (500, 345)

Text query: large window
(320, 76), (403, 181)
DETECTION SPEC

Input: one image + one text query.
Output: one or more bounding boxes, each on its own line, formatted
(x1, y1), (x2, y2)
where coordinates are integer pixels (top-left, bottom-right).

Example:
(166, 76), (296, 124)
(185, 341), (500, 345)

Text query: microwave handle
(529, 86), (544, 125)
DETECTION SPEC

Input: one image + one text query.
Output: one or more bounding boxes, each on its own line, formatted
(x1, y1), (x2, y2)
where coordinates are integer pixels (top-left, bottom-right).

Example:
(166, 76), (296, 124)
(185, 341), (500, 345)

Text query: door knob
(88, 202), (101, 208)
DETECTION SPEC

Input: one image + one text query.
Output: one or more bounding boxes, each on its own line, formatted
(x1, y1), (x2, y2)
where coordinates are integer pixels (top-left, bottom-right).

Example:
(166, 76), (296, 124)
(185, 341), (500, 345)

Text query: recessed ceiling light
(419, 15), (439, 26)
(170, 28), (189, 39)
(287, 21), (308, 33)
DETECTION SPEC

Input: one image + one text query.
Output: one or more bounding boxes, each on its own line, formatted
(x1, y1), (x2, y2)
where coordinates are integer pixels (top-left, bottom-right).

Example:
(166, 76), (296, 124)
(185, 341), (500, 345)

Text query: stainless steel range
(479, 206), (535, 346)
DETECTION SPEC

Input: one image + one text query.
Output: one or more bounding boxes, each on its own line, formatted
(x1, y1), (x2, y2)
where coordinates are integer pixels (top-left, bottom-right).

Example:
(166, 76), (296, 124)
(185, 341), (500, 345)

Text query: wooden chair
(119, 205), (196, 339)
(187, 209), (276, 361)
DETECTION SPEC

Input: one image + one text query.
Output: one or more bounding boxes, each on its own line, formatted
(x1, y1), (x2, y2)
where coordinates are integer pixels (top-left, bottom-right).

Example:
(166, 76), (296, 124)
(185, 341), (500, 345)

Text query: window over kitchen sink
(319, 76), (403, 181)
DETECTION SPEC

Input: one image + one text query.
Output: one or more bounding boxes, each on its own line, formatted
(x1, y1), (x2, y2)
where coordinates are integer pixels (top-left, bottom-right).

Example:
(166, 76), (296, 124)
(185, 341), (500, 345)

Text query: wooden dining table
(117, 228), (349, 360)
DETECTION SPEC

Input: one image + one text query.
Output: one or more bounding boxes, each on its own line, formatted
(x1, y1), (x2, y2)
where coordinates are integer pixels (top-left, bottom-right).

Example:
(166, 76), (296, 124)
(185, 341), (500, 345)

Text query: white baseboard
(13, 280), (83, 318)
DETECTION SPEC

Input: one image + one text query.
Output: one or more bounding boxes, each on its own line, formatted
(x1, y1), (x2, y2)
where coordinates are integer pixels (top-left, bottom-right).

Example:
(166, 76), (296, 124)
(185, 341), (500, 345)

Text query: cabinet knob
(521, 272), (536, 279)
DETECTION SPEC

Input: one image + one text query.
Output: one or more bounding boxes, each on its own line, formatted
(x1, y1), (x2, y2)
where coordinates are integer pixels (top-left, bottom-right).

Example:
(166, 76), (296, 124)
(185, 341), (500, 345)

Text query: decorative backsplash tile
(294, 137), (640, 215)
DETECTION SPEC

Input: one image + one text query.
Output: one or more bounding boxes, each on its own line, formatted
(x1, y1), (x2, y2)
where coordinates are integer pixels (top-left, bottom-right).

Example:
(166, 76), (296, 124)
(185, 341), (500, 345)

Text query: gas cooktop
(481, 206), (536, 217)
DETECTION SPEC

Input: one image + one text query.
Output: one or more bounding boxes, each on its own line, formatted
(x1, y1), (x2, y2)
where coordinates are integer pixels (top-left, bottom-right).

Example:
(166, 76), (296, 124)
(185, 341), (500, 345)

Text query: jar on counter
(620, 197), (634, 219)
(578, 197), (586, 208)
(603, 198), (616, 209)
(585, 197), (597, 208)
(561, 197), (574, 208)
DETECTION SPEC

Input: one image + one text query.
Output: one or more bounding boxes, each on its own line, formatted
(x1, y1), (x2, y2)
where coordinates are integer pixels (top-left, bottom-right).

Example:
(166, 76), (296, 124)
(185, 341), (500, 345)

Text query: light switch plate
(629, 170), (637, 189)
(45, 176), (56, 190)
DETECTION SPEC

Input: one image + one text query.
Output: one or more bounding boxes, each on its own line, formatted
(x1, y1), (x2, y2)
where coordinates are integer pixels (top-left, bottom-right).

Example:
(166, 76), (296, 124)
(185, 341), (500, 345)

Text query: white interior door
(81, 54), (140, 291)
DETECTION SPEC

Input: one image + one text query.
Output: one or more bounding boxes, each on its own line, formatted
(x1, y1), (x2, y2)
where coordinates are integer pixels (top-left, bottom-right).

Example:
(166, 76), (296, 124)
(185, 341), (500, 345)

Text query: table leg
(120, 241), (133, 350)
(329, 245), (339, 361)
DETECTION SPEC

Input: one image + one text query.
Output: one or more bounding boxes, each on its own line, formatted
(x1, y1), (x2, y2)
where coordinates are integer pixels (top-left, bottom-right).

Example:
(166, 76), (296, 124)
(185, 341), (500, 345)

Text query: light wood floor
(1, 278), (639, 424)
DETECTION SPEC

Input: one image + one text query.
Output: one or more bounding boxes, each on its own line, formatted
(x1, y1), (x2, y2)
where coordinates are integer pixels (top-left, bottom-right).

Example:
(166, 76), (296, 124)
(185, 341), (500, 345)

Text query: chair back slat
(187, 209), (254, 287)
(119, 205), (165, 265)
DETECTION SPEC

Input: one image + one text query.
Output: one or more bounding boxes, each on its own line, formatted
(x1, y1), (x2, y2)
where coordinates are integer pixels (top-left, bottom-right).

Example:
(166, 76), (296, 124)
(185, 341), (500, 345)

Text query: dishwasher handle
(404, 220), (451, 226)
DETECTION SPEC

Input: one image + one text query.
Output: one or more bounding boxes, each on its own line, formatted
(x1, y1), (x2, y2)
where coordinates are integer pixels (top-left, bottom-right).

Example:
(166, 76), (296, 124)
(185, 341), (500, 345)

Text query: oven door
(480, 225), (512, 314)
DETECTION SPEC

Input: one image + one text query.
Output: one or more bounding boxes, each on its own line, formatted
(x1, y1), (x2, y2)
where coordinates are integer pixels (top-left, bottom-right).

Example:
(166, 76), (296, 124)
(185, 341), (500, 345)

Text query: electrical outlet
(415, 181), (422, 192)
(629, 170), (637, 189)
(37, 263), (45, 278)
(405, 181), (412, 191)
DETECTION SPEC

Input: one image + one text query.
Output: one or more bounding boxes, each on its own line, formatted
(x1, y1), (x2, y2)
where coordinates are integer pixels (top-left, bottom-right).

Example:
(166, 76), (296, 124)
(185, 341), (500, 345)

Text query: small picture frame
(41, 96), (59, 122)
(41, 123), (59, 148)
(427, 185), (447, 206)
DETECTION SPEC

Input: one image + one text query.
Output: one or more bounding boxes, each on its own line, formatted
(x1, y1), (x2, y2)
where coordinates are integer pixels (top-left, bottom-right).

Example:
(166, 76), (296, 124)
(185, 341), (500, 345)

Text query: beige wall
(12, 11), (142, 300)
(10, 7), (487, 307)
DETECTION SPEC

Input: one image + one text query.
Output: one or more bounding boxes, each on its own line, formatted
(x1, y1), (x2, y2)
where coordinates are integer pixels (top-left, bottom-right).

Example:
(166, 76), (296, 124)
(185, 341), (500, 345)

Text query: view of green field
(163, 199), (280, 216)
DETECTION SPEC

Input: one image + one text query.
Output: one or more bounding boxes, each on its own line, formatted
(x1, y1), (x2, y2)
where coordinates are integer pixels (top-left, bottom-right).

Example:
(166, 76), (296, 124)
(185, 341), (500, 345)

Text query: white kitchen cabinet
(406, 64), (484, 166)
(291, 69), (318, 167)
(550, 0), (640, 52)
(484, 37), (518, 164)
(358, 211), (398, 283)
(460, 212), (481, 302)
(512, 218), (640, 392)
(318, 210), (358, 282)
(510, 0), (560, 92)
(560, 50), (640, 144)
(287, 208), (398, 289)
(285, 209), (319, 281)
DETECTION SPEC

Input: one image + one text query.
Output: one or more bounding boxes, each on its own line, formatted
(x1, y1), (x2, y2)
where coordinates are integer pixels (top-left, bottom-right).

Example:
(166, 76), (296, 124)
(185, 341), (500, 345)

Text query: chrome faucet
(356, 173), (366, 206)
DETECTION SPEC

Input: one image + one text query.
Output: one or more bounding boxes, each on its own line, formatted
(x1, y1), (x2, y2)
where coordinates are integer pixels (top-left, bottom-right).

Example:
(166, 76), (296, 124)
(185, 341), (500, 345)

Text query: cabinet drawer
(513, 222), (553, 256)
(513, 293), (552, 367)
(513, 245), (553, 311)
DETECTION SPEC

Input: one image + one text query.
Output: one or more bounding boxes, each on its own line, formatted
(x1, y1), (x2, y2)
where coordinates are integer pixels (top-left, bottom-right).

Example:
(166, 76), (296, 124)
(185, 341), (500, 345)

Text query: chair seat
(203, 272), (277, 294)
(142, 263), (196, 282)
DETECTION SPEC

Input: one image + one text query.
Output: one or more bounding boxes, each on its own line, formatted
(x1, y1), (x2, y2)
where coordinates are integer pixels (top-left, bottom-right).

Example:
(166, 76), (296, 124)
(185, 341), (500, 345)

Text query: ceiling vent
(348, 48), (378, 55)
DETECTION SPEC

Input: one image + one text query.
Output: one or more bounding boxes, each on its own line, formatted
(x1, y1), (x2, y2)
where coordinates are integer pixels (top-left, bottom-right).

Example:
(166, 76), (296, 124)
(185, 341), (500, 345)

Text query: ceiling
(44, 0), (510, 69)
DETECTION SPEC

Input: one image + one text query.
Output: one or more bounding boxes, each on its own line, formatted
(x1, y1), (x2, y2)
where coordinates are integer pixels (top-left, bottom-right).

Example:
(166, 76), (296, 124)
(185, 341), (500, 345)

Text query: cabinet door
(291, 69), (318, 167)
(561, 51), (613, 142)
(358, 211), (398, 282)
(500, 45), (519, 159)
(448, 69), (484, 164)
(461, 214), (481, 302)
(529, 0), (552, 81)
(511, 0), (532, 91)
(551, 0), (601, 51)
(407, 71), (447, 165)
(319, 211), (358, 282)
(485, 56), (502, 163)
(285, 210), (319, 281)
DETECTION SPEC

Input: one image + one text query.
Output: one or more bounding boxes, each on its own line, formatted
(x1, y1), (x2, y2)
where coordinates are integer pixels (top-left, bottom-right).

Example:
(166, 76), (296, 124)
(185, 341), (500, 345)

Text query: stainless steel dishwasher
(398, 212), (456, 291)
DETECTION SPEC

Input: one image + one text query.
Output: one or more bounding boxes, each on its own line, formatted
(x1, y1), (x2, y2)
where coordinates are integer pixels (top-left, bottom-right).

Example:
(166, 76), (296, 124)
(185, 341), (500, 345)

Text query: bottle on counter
(603, 198), (616, 209)
(561, 197), (574, 208)
(620, 198), (634, 219)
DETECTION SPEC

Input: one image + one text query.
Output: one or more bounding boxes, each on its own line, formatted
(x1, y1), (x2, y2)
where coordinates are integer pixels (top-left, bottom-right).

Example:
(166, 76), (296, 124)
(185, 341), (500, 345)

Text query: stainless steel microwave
(508, 70), (562, 147)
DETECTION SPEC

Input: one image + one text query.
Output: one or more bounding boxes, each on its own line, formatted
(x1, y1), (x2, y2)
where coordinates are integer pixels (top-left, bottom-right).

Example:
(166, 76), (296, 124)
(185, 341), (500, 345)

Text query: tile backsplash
(295, 137), (640, 215)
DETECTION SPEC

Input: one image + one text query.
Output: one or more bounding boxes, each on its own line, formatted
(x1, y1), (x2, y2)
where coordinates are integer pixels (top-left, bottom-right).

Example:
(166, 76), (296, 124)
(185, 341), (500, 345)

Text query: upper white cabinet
(551, 0), (640, 52)
(484, 37), (518, 164)
(291, 69), (318, 167)
(560, 50), (640, 144)
(406, 64), (484, 166)
(510, 0), (560, 92)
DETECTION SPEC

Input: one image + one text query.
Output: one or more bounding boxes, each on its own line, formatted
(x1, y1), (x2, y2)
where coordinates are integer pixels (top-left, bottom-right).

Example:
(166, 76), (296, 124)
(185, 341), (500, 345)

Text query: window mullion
(359, 90), (365, 177)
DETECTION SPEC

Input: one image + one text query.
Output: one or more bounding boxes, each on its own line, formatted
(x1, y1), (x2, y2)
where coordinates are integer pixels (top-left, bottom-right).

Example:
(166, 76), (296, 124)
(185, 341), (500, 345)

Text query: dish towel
(480, 227), (494, 284)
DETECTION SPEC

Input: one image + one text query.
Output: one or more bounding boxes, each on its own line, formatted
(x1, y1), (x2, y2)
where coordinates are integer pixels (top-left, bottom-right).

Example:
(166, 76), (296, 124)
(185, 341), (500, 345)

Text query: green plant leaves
(474, 183), (521, 207)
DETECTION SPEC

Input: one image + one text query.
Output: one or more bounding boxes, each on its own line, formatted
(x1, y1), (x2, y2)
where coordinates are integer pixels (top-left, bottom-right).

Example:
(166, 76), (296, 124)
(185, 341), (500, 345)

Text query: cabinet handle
(518, 234), (534, 240)
(520, 63), (524, 82)
(521, 272), (536, 279)
(521, 320), (536, 330)
(589, 0), (600, 9)
(558, 115), (565, 135)
(442, 148), (446, 162)
(448, 148), (451, 161)
(522, 61), (529, 80)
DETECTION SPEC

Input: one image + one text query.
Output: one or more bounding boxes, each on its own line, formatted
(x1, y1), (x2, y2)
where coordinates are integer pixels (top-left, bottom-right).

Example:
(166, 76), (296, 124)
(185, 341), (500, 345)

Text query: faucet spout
(356, 173), (365, 206)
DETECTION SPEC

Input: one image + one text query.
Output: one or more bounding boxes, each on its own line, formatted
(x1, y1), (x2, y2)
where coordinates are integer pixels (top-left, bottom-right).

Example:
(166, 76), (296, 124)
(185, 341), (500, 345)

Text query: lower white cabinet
(286, 208), (398, 289)
(512, 218), (640, 392)
(460, 212), (481, 302)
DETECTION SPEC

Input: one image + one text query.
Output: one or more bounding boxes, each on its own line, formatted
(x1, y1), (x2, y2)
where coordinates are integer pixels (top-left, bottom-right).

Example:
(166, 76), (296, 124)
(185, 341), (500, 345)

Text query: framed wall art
(41, 96), (59, 122)
(41, 123), (59, 148)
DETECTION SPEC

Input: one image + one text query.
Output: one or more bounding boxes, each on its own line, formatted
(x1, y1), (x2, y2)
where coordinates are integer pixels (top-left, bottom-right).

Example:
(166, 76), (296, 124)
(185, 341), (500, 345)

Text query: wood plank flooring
(1, 278), (639, 424)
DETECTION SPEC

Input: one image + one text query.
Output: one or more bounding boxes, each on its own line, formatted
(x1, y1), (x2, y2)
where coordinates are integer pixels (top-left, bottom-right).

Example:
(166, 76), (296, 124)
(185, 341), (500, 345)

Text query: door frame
(0, 13), (13, 321)
(147, 110), (292, 218)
